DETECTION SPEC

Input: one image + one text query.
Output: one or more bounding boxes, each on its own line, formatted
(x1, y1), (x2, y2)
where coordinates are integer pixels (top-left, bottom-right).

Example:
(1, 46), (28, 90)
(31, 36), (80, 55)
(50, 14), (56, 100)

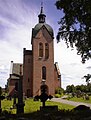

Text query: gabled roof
(32, 23), (54, 38)
(9, 61), (23, 79)
(31, 5), (54, 44)
(12, 63), (23, 75)
(10, 75), (20, 80)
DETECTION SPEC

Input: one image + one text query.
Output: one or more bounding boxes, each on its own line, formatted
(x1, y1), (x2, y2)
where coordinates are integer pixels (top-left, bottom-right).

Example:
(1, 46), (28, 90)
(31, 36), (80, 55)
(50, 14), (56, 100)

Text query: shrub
(67, 95), (72, 100)
(55, 87), (64, 95)
(85, 95), (90, 100)
(55, 94), (61, 98)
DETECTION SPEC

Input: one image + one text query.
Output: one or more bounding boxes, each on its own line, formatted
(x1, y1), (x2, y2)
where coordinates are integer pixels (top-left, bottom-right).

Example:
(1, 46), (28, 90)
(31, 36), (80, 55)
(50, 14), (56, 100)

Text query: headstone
(16, 65), (25, 114)
(0, 87), (5, 113)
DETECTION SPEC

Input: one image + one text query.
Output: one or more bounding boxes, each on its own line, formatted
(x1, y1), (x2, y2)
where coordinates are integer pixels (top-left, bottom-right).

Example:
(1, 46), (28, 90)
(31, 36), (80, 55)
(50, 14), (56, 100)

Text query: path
(51, 98), (91, 109)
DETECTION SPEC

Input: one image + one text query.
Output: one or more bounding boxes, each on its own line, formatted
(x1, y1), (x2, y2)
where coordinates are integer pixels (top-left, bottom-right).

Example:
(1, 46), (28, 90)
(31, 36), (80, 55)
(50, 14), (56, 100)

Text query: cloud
(54, 41), (91, 89)
(0, 0), (91, 89)
(0, 63), (9, 88)
(0, 0), (39, 87)
(0, 0), (39, 52)
(86, 66), (91, 69)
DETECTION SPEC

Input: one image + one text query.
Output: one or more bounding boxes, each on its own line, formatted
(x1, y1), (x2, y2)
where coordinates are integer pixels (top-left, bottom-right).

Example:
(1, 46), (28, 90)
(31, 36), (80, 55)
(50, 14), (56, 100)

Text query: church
(7, 6), (61, 97)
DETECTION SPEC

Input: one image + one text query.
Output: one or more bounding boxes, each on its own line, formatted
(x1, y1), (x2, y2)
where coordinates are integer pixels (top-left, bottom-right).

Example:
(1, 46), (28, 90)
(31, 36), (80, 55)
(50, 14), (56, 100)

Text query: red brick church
(7, 6), (61, 97)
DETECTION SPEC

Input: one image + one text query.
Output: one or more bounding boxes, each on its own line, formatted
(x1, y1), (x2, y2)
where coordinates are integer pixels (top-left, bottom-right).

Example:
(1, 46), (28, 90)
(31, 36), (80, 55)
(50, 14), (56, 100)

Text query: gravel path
(51, 98), (91, 108)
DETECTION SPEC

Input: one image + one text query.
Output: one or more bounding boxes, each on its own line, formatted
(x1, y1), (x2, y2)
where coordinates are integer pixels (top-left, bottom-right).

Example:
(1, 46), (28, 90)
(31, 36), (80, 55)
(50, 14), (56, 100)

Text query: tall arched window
(45, 43), (49, 59)
(39, 43), (43, 58)
(42, 66), (46, 80)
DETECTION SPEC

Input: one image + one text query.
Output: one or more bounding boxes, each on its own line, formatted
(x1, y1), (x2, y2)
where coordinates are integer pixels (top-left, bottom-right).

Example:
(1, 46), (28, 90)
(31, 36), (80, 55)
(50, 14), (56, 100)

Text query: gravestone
(16, 65), (25, 114)
(34, 81), (58, 111)
(0, 87), (5, 113)
(13, 65), (25, 114)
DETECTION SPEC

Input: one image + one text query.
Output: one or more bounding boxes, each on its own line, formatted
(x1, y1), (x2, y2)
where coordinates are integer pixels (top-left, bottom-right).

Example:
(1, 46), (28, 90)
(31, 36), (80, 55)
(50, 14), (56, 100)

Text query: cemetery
(1, 84), (91, 120)
(0, 0), (91, 120)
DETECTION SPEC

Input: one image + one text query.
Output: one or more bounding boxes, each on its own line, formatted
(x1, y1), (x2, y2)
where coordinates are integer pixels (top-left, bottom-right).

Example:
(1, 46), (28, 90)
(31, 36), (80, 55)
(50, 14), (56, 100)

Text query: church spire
(40, 2), (43, 14)
(38, 2), (46, 23)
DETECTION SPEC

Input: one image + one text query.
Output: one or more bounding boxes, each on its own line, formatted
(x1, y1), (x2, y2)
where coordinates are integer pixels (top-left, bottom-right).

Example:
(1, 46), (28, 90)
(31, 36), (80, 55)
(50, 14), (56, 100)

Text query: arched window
(39, 43), (43, 58)
(42, 66), (46, 80)
(45, 43), (49, 59)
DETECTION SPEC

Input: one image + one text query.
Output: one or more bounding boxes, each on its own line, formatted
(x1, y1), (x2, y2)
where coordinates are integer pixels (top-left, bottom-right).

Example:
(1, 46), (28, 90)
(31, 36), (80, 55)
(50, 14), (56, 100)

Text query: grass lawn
(1, 98), (74, 114)
(25, 98), (74, 113)
(1, 98), (91, 120)
(68, 96), (91, 104)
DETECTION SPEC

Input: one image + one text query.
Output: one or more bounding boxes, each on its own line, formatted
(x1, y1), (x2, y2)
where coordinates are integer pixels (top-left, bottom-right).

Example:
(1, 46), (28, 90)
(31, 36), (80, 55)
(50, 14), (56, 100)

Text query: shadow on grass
(1, 106), (91, 120)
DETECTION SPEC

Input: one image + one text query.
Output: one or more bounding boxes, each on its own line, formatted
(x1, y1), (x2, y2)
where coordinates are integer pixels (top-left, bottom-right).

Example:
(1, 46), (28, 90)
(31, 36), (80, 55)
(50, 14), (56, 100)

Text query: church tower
(22, 5), (61, 97)
(32, 5), (55, 96)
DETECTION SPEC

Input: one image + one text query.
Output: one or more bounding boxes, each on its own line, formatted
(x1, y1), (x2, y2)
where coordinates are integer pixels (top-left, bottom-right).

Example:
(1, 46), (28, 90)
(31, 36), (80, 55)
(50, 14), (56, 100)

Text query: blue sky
(0, 0), (91, 89)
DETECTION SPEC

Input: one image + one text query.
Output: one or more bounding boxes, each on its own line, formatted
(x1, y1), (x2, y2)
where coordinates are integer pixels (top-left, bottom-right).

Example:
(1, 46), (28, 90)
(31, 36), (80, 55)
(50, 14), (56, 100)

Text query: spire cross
(40, 1), (43, 14)
(38, 0), (46, 23)
(41, 1), (43, 8)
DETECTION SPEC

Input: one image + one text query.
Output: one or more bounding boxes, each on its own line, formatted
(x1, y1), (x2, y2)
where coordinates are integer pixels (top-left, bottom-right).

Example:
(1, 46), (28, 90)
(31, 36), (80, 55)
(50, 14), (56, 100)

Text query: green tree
(88, 83), (91, 94)
(80, 84), (86, 92)
(66, 85), (75, 93)
(55, 0), (91, 63)
(83, 74), (91, 85)
(55, 87), (64, 95)
(75, 84), (87, 93)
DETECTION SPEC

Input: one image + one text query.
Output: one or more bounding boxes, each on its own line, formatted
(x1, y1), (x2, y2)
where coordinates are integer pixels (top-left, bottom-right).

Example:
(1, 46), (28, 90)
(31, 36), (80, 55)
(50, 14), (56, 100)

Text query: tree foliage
(66, 84), (91, 94)
(55, 87), (64, 95)
(55, 0), (91, 63)
(66, 85), (75, 93)
(83, 74), (91, 85)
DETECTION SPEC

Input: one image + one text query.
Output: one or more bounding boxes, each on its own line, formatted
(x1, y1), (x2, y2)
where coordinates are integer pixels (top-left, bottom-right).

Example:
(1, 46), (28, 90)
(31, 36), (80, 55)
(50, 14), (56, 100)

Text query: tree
(55, 87), (64, 95)
(83, 74), (91, 85)
(66, 85), (75, 93)
(55, 0), (91, 63)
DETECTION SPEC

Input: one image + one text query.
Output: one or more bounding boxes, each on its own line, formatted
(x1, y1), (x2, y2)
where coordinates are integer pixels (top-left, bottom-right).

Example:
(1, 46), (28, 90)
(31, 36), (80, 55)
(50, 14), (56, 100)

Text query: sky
(0, 0), (91, 89)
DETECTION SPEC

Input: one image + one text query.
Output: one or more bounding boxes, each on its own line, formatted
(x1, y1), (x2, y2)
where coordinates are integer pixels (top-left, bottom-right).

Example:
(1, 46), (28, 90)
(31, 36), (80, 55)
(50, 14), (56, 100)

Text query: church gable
(34, 25), (53, 43)
(41, 25), (53, 42)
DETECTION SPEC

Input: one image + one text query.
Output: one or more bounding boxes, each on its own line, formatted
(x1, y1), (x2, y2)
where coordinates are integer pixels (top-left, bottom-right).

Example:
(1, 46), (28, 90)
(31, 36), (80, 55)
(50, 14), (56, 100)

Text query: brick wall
(23, 49), (33, 97)
(32, 28), (55, 96)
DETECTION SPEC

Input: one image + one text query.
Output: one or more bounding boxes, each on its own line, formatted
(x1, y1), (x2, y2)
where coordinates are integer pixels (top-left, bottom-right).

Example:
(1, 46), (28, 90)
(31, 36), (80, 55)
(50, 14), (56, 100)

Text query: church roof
(9, 61), (23, 79)
(12, 63), (23, 76)
(31, 4), (54, 40)
(32, 23), (54, 38)
(10, 75), (20, 80)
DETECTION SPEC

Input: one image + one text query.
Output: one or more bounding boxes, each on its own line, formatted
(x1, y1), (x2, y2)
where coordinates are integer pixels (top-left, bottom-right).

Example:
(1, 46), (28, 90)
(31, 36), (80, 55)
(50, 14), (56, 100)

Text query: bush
(55, 87), (64, 95)
(76, 90), (82, 98)
(67, 95), (72, 100)
(55, 94), (61, 98)
(85, 95), (90, 100)
(87, 93), (91, 96)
